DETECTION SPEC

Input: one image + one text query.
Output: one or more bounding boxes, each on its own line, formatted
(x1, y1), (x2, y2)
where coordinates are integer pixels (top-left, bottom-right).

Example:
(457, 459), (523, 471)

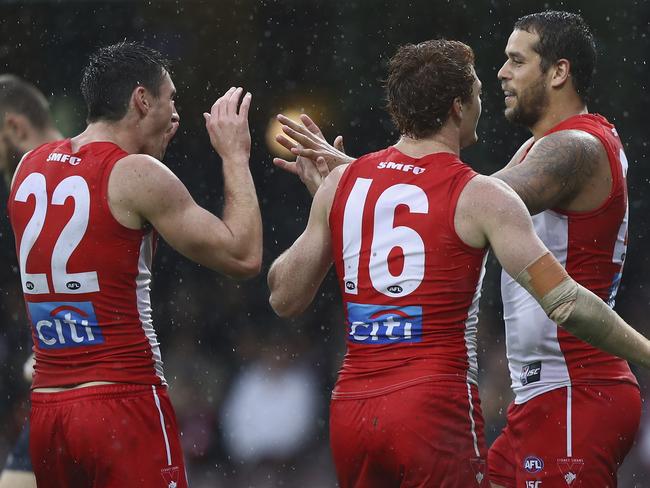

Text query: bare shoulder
(529, 129), (605, 174)
(458, 174), (522, 216)
(108, 154), (187, 229)
(111, 153), (174, 180)
(455, 174), (527, 248)
(493, 129), (607, 214)
(110, 154), (181, 197)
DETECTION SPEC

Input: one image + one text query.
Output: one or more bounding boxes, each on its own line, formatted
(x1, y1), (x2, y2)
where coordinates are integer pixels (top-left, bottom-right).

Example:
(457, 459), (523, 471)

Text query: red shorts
(488, 383), (641, 488)
(30, 383), (187, 488)
(330, 381), (489, 488)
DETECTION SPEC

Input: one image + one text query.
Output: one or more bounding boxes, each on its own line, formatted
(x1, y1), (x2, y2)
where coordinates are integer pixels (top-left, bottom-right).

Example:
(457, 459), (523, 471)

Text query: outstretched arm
(109, 87), (262, 279)
(457, 175), (650, 368)
(268, 165), (347, 316)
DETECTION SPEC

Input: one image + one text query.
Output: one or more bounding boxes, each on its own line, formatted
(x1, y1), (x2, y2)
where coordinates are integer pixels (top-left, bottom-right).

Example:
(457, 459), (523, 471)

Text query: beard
(504, 77), (549, 128)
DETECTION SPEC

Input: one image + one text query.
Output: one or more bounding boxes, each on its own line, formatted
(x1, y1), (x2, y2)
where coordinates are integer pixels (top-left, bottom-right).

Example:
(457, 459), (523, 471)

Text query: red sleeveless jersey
(8, 140), (165, 388)
(501, 114), (637, 403)
(329, 147), (487, 399)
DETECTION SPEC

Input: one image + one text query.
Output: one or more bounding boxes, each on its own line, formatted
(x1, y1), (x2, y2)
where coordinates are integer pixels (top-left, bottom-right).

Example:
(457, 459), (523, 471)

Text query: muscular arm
(109, 88), (262, 279)
(492, 130), (606, 215)
(268, 165), (347, 317)
(456, 176), (650, 368)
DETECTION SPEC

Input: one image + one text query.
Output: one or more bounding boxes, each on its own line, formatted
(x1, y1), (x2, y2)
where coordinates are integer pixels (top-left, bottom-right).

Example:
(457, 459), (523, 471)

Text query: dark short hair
(0, 74), (53, 130)
(514, 11), (596, 103)
(81, 41), (171, 123)
(386, 39), (475, 139)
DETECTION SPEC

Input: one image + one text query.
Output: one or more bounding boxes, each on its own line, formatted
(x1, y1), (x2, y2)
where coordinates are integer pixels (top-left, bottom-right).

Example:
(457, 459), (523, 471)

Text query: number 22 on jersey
(14, 172), (99, 295)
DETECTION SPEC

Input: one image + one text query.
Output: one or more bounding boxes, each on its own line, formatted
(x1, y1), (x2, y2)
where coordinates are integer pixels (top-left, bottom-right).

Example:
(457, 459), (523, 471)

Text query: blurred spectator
(220, 334), (319, 464)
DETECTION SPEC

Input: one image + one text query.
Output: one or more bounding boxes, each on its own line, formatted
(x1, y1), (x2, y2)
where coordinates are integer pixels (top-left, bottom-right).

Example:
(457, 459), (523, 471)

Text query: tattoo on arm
(493, 130), (603, 215)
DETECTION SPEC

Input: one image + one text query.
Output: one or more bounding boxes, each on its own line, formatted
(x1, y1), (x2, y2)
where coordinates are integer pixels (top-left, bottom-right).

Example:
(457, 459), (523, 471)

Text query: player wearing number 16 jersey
(8, 42), (262, 488)
(268, 39), (650, 488)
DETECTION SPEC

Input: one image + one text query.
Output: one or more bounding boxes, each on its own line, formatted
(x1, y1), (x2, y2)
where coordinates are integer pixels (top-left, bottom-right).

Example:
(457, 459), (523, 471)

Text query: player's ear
(550, 58), (570, 89)
(450, 96), (463, 121)
(3, 112), (30, 144)
(132, 86), (150, 116)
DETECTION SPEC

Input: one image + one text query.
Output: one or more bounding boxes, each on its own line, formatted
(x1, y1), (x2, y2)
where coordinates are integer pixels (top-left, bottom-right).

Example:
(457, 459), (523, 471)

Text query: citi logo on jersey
(46, 152), (82, 165)
(27, 301), (104, 348)
(376, 161), (426, 174)
(346, 302), (422, 344)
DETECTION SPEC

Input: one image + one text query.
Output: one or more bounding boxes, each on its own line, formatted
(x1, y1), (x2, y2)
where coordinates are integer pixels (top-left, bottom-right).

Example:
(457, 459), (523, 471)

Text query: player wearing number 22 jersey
(8, 139), (162, 388)
(7, 139), (186, 487)
(6, 42), (262, 488)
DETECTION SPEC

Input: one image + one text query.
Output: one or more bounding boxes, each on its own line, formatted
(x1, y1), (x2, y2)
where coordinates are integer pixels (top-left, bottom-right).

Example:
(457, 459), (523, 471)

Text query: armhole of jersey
(446, 170), (486, 255)
(99, 151), (146, 239)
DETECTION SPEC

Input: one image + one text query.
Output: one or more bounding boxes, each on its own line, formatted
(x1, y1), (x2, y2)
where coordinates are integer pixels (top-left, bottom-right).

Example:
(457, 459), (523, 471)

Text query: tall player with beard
(488, 12), (640, 488)
(268, 39), (650, 488)
(7, 42), (262, 488)
(0, 74), (61, 488)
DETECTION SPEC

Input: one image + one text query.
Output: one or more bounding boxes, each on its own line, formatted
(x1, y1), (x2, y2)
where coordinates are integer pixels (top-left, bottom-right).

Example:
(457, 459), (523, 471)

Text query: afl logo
(387, 285), (403, 294)
(26, 281), (34, 290)
(66, 281), (81, 290)
(523, 456), (544, 473)
(345, 281), (356, 291)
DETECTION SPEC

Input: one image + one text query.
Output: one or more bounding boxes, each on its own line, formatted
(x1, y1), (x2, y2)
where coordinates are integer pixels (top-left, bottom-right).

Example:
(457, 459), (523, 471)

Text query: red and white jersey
(329, 147), (487, 400)
(501, 114), (637, 404)
(8, 140), (165, 388)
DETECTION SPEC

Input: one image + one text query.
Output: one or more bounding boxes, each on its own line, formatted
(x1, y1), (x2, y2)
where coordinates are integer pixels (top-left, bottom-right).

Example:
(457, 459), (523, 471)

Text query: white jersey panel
(465, 254), (487, 386)
(137, 233), (166, 385)
(501, 210), (570, 404)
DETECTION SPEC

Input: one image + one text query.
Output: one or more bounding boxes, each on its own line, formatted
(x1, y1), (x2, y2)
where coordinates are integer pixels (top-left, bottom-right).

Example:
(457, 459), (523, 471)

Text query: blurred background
(0, 0), (648, 486)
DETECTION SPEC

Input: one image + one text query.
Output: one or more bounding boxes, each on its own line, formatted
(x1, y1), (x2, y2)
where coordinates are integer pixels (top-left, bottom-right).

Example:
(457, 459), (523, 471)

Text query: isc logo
(521, 361), (542, 385)
(27, 301), (104, 349)
(346, 302), (422, 344)
(526, 481), (542, 488)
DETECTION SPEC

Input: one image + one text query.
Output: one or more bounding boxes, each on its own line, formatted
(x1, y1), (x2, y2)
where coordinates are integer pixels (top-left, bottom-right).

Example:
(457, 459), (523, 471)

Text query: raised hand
(274, 113), (351, 171)
(273, 113), (352, 195)
(204, 87), (252, 164)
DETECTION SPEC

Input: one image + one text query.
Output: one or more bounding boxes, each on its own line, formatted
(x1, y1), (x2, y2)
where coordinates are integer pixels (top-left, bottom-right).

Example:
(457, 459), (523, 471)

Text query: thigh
(509, 384), (641, 488)
(30, 397), (89, 488)
(330, 382), (488, 488)
(31, 385), (188, 488)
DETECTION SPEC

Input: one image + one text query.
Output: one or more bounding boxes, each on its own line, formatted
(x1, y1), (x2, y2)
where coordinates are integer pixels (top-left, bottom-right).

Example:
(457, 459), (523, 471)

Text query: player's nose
(497, 61), (509, 80)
